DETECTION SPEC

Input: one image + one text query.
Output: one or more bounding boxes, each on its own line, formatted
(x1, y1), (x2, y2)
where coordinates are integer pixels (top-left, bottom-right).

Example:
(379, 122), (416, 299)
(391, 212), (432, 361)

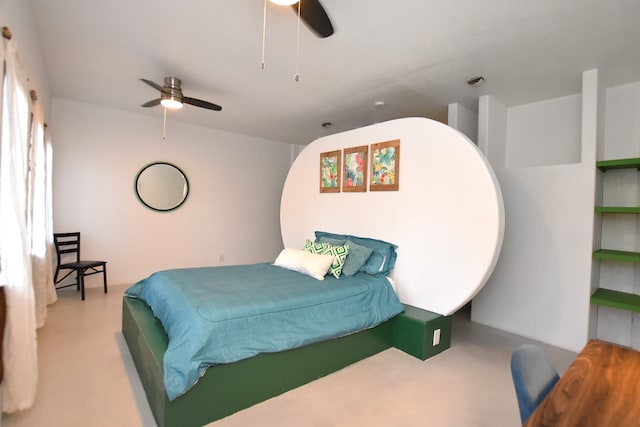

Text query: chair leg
(79, 271), (85, 301)
(103, 267), (108, 294)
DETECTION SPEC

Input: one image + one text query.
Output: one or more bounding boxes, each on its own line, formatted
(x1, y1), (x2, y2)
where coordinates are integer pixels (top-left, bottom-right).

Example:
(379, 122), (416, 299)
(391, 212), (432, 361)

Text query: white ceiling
(26, 0), (640, 144)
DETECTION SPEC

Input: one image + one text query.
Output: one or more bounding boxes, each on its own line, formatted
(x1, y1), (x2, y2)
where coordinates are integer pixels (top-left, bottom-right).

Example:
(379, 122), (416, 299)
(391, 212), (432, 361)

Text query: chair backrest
(53, 232), (81, 265)
(511, 343), (560, 425)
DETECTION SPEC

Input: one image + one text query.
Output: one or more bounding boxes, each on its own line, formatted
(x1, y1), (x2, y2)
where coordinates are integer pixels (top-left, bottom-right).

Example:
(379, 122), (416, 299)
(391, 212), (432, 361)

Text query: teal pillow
(317, 236), (346, 246)
(314, 231), (398, 276)
(340, 240), (374, 276)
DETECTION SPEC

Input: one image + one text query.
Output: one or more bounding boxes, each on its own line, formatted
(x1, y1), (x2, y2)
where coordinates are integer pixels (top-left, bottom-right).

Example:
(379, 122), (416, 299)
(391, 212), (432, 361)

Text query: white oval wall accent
(280, 117), (504, 315)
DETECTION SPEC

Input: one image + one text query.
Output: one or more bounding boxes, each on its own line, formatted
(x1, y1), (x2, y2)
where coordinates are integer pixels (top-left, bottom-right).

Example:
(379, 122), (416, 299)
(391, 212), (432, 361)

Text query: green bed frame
(123, 296), (395, 427)
(122, 296), (451, 427)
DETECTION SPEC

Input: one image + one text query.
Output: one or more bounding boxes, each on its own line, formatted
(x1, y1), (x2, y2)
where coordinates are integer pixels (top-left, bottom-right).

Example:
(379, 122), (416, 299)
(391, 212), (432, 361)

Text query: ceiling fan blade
(140, 78), (163, 91)
(141, 98), (161, 107)
(292, 0), (334, 38)
(184, 97), (222, 111)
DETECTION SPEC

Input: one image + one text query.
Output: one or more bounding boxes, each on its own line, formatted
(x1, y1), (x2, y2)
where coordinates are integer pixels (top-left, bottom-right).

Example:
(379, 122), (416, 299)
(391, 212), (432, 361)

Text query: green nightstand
(393, 304), (452, 360)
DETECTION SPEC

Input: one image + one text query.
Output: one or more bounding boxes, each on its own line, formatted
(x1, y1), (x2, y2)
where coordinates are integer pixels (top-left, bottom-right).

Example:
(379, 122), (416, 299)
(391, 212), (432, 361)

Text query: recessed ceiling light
(322, 122), (332, 129)
(374, 101), (386, 109)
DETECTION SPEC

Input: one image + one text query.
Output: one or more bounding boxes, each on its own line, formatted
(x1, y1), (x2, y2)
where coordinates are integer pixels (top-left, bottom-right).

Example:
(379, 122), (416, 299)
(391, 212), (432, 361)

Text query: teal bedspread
(125, 263), (404, 400)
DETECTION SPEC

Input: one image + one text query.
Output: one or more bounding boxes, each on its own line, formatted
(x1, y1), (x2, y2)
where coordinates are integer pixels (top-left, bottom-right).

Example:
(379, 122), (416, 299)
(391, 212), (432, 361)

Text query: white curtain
(28, 111), (57, 328)
(31, 85), (57, 329)
(0, 35), (55, 412)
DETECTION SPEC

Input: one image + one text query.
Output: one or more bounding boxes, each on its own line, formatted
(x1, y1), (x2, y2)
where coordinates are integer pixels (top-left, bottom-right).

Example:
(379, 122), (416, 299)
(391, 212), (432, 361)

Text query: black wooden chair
(53, 232), (107, 300)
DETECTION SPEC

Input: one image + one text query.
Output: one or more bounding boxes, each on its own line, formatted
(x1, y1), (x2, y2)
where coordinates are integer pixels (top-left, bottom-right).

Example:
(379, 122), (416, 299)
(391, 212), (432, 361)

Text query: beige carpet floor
(3, 284), (575, 427)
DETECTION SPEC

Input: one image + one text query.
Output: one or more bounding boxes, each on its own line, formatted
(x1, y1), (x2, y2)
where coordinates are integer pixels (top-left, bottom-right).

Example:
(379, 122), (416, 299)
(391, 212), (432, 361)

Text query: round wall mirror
(135, 162), (189, 212)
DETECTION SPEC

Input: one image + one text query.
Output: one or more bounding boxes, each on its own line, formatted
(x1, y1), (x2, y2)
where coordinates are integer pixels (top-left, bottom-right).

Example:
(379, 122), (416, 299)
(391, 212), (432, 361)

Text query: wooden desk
(526, 340), (640, 427)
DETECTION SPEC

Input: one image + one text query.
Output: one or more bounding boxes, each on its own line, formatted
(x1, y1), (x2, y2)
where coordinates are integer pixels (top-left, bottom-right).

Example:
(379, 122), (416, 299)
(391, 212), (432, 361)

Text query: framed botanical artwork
(370, 139), (400, 191)
(319, 150), (341, 193)
(342, 145), (368, 192)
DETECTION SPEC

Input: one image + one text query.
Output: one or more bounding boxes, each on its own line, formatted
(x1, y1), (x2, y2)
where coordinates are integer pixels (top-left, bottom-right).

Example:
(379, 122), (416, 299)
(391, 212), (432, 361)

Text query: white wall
(448, 103), (478, 142)
(603, 82), (640, 159)
(506, 94), (582, 167)
(472, 72), (598, 352)
(0, 0), (51, 117)
(478, 95), (507, 169)
(472, 165), (594, 351)
(52, 99), (292, 287)
(281, 118), (504, 316)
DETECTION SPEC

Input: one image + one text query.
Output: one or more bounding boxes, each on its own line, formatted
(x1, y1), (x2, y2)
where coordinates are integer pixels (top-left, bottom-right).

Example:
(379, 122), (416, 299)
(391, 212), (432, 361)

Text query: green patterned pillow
(303, 239), (350, 278)
(321, 243), (350, 278)
(303, 239), (326, 253)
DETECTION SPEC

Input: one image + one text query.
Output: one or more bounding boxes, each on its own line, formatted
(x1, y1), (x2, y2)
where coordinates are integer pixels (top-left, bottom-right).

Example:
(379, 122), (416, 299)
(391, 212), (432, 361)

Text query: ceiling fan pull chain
(261, 0), (268, 70)
(294, 0), (301, 81)
(162, 107), (167, 140)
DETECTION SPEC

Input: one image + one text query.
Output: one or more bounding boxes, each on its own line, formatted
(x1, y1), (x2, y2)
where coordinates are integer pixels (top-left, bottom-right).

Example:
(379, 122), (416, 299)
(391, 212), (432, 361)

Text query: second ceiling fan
(140, 77), (221, 139)
(264, 0), (334, 80)
(273, 0), (334, 38)
(140, 77), (222, 111)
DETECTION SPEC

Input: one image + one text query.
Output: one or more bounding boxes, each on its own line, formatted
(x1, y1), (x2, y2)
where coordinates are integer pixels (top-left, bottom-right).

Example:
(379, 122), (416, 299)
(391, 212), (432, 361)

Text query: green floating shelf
(597, 158), (640, 171)
(591, 288), (640, 313)
(593, 249), (640, 263)
(595, 206), (640, 214)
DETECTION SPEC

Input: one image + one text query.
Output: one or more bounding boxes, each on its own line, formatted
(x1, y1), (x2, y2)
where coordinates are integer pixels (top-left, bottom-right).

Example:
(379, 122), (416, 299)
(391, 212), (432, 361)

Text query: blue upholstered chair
(510, 343), (560, 425)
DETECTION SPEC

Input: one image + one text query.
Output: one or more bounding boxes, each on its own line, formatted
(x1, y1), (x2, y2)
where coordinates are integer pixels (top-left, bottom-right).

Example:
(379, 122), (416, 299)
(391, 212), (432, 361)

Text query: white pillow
(273, 248), (335, 280)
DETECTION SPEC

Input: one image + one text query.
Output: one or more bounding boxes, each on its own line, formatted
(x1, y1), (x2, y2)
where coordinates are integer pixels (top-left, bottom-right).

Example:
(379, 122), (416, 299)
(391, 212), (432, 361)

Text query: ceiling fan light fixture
(160, 95), (184, 109)
(160, 77), (184, 109)
(269, 0), (299, 5)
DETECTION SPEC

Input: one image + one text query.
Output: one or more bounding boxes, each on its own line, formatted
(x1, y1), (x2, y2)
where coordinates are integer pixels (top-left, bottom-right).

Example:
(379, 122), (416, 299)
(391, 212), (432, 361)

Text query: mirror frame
(134, 161), (190, 212)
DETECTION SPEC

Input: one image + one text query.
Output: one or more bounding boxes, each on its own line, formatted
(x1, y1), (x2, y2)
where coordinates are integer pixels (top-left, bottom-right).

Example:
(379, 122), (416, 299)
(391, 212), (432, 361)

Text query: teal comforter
(125, 263), (404, 400)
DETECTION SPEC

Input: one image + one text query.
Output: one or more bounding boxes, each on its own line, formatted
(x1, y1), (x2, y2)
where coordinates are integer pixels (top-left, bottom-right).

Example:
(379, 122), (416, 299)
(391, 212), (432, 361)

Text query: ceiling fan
(276, 0), (334, 38)
(140, 77), (222, 111)
(262, 0), (333, 80)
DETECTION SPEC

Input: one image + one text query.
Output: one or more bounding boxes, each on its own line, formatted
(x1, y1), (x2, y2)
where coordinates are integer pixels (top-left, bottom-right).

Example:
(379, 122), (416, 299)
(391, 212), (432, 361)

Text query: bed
(122, 233), (407, 427)
(122, 118), (505, 427)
